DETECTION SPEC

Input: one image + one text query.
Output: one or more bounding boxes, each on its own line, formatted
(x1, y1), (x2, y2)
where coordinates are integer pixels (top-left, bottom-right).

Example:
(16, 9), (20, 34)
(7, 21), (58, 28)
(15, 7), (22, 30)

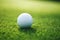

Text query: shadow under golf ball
(18, 27), (36, 34)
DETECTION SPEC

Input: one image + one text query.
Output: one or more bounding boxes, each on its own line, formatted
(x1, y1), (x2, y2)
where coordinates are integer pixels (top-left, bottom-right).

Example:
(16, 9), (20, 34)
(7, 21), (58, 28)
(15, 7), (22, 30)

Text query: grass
(0, 0), (60, 40)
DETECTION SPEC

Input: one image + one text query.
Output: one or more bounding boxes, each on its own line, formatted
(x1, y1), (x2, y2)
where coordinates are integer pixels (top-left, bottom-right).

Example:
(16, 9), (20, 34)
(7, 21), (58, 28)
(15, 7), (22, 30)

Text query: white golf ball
(17, 13), (33, 28)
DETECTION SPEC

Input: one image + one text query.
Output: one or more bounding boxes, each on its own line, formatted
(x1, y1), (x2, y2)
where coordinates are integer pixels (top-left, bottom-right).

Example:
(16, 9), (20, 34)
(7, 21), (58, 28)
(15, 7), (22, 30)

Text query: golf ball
(17, 13), (33, 28)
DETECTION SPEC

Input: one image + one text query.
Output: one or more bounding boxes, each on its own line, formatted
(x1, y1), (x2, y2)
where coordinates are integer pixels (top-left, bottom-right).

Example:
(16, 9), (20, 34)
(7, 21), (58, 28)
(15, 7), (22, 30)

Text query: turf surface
(0, 0), (60, 40)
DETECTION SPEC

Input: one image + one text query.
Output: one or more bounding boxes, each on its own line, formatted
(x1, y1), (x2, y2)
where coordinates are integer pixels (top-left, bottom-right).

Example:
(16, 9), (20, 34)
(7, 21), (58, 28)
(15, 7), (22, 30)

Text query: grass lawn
(0, 0), (60, 40)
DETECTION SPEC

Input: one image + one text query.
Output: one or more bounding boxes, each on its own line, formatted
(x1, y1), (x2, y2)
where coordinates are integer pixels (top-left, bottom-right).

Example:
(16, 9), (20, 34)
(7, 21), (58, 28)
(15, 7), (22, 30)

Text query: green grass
(0, 9), (60, 40)
(0, 0), (60, 40)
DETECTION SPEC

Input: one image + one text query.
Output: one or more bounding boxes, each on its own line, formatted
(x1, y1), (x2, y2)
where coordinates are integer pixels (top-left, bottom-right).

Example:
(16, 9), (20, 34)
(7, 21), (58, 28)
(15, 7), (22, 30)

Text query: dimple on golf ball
(17, 13), (33, 28)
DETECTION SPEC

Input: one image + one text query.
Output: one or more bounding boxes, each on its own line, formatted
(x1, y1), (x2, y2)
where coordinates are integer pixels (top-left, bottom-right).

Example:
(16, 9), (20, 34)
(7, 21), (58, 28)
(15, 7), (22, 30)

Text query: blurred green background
(0, 0), (60, 40)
